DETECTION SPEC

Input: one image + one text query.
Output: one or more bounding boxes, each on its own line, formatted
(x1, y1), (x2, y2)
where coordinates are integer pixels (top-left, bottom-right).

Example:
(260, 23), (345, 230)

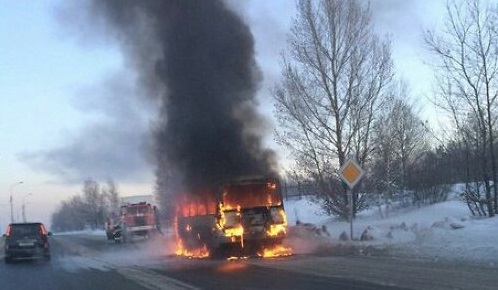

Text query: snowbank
(54, 229), (107, 236)
(284, 196), (326, 226)
(284, 196), (498, 265)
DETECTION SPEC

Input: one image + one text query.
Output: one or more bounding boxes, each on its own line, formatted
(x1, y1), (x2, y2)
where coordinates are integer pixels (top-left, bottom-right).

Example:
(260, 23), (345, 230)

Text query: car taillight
(40, 224), (48, 235)
(6, 225), (11, 236)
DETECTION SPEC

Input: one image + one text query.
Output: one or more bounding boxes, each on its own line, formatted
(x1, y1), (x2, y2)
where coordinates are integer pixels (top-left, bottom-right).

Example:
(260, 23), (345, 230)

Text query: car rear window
(10, 224), (42, 239)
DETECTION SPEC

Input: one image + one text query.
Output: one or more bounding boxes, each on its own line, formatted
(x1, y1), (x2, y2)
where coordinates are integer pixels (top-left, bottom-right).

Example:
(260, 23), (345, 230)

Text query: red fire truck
(106, 195), (160, 243)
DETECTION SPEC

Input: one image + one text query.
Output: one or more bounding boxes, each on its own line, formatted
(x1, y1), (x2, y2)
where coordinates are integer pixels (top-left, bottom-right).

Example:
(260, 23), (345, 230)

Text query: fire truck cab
(106, 195), (159, 243)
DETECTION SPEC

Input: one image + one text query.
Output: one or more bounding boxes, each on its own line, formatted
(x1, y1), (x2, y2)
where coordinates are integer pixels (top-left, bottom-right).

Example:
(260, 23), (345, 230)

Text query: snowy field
(285, 194), (498, 266)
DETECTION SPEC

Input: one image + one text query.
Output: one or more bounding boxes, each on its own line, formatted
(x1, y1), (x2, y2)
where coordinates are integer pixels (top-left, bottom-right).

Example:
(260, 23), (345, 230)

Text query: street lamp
(0, 203), (7, 232)
(22, 193), (33, 223)
(9, 181), (23, 223)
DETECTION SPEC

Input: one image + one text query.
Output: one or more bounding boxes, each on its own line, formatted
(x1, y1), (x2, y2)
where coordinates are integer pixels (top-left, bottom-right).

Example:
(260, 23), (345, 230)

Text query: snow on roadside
(54, 229), (107, 236)
(284, 196), (498, 265)
(49, 196), (498, 265)
(284, 196), (327, 226)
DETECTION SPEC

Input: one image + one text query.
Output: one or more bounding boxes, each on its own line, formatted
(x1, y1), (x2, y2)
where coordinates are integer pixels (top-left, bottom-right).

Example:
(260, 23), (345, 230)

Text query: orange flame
(175, 238), (210, 259)
(267, 207), (288, 237)
(174, 215), (210, 259)
(267, 224), (287, 237)
(218, 202), (244, 247)
(259, 245), (293, 258)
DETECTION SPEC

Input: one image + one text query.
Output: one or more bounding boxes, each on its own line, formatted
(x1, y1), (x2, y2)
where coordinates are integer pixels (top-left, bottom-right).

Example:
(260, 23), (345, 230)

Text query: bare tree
(51, 201), (75, 232)
(368, 83), (429, 216)
(52, 179), (121, 232)
(102, 178), (120, 220)
(82, 178), (102, 229)
(454, 115), (492, 216)
(406, 149), (451, 207)
(51, 195), (88, 232)
(425, 0), (498, 216)
(273, 0), (393, 219)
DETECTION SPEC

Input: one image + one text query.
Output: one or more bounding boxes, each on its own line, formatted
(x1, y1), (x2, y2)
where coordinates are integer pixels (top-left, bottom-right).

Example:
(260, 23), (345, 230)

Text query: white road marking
(117, 267), (199, 290)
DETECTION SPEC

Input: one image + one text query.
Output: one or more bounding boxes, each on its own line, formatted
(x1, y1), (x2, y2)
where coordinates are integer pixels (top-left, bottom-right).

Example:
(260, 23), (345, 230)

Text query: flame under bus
(175, 177), (290, 258)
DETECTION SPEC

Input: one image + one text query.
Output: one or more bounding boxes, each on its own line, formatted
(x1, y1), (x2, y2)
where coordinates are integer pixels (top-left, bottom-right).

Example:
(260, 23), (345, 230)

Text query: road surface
(1, 232), (497, 290)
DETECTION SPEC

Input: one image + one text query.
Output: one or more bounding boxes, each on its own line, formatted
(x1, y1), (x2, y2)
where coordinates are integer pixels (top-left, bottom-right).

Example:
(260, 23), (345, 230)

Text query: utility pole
(22, 203), (26, 223)
(9, 181), (23, 223)
(22, 193), (32, 223)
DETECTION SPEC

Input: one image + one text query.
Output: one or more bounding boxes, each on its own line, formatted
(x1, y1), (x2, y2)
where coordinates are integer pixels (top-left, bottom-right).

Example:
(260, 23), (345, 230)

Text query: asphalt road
(1, 233), (497, 290)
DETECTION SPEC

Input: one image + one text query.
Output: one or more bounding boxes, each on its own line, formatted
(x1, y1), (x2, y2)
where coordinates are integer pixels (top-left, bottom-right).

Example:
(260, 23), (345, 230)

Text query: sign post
(338, 159), (365, 240)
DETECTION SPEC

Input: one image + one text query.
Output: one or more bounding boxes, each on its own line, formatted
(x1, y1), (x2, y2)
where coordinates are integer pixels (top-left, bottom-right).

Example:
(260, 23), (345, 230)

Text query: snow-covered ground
(54, 229), (107, 236)
(285, 194), (498, 266)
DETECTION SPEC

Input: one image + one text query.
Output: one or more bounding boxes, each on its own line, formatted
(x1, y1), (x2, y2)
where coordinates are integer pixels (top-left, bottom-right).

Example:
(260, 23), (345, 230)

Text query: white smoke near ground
(95, 233), (178, 267)
(55, 232), (177, 273)
(284, 233), (332, 256)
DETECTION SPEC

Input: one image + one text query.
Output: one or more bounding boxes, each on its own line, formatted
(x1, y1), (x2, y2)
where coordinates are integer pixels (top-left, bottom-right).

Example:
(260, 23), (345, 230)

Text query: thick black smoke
(86, 0), (277, 198)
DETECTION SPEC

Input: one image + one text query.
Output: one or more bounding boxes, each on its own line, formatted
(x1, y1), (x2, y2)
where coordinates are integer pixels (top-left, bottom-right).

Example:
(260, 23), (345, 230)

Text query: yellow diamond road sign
(339, 159), (365, 189)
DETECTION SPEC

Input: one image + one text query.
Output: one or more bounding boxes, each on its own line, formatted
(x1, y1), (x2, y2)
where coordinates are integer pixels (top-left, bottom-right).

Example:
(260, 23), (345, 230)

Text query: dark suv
(3, 222), (51, 263)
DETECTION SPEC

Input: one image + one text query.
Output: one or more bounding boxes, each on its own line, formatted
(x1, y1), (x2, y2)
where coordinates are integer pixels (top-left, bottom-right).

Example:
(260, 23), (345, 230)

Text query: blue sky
(0, 0), (446, 230)
(0, 0), (127, 229)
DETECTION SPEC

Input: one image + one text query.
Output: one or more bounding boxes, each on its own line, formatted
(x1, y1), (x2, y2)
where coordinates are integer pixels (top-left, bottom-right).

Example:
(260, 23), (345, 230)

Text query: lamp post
(9, 181), (23, 223)
(0, 203), (7, 232)
(22, 193), (33, 223)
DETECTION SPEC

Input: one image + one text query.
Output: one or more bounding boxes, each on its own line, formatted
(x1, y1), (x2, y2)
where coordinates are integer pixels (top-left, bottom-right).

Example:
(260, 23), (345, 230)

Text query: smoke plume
(84, 0), (277, 203)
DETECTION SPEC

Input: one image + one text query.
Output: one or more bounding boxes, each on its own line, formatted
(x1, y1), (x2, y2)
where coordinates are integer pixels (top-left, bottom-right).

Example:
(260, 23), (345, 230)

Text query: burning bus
(175, 176), (290, 258)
